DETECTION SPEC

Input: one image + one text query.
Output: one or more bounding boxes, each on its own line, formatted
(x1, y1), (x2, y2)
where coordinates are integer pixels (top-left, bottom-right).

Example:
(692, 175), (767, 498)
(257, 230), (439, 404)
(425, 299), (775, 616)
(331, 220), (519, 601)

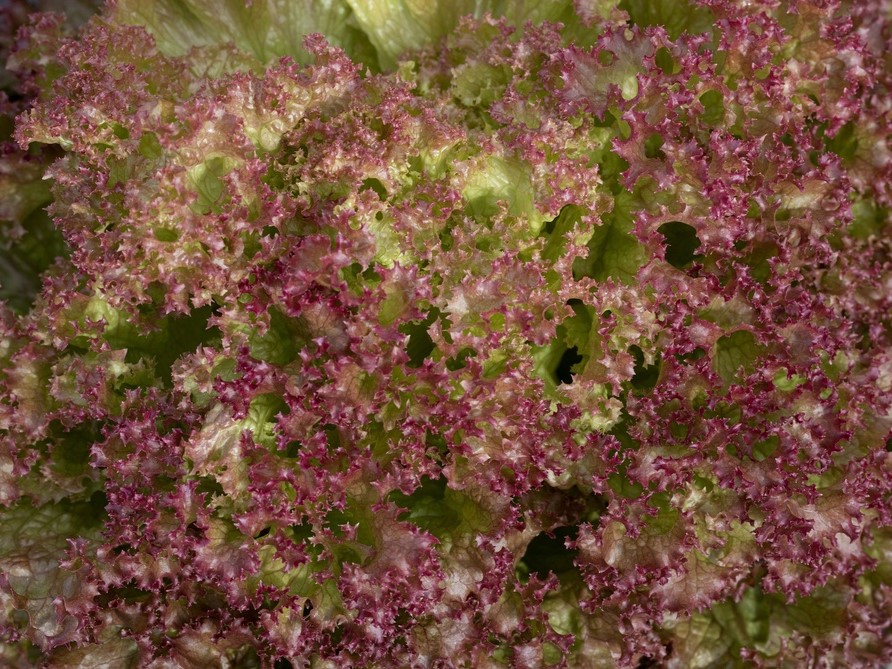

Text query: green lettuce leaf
(0, 496), (106, 650)
(619, 0), (715, 39)
(572, 189), (645, 283)
(110, 0), (380, 68)
(346, 0), (579, 69)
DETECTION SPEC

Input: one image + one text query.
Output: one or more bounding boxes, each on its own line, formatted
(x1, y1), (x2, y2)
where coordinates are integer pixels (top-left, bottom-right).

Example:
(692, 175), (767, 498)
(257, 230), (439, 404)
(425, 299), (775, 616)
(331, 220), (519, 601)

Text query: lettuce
(1, 0), (891, 666)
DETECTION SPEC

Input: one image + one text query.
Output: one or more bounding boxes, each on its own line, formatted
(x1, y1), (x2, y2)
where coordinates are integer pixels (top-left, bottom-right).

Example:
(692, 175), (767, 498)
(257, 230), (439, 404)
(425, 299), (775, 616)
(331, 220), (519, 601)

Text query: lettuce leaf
(3, 0), (891, 666)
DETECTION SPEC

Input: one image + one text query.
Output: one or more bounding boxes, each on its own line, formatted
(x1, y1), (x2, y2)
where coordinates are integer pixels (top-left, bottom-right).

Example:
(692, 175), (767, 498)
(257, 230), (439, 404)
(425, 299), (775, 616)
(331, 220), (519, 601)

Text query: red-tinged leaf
(1, 0), (891, 665)
(46, 638), (139, 669)
(0, 497), (105, 651)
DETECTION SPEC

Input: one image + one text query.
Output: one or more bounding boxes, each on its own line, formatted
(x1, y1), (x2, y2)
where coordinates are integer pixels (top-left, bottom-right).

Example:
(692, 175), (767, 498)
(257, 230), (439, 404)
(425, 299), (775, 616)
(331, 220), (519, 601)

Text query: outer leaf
(110, 0), (380, 68)
(0, 497), (105, 650)
(46, 639), (139, 669)
(346, 0), (578, 69)
(618, 0), (714, 39)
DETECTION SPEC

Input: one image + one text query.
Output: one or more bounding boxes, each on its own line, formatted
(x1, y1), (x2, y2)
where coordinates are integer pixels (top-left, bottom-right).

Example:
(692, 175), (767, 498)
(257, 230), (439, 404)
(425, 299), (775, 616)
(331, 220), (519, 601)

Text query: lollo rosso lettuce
(0, 0), (890, 667)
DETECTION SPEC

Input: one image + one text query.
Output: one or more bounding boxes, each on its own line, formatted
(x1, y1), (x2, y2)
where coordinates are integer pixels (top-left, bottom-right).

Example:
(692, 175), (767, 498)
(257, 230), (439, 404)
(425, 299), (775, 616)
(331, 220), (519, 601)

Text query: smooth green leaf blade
(619, 0), (715, 39)
(714, 330), (762, 385)
(541, 205), (585, 263)
(573, 190), (645, 282)
(112, 0), (380, 68)
(0, 496), (106, 649)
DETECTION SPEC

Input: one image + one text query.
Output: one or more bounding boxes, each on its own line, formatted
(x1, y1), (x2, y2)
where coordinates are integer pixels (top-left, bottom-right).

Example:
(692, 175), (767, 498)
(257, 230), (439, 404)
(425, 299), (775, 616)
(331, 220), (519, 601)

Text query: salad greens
(0, 0), (890, 666)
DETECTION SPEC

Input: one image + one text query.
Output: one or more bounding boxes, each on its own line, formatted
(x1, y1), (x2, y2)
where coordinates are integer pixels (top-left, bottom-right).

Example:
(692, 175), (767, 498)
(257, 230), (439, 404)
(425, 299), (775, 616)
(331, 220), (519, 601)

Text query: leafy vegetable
(1, 0), (891, 667)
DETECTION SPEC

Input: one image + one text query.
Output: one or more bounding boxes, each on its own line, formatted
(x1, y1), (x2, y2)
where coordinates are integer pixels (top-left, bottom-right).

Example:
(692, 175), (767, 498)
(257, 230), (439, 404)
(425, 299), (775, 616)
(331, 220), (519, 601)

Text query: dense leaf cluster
(0, 0), (890, 667)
